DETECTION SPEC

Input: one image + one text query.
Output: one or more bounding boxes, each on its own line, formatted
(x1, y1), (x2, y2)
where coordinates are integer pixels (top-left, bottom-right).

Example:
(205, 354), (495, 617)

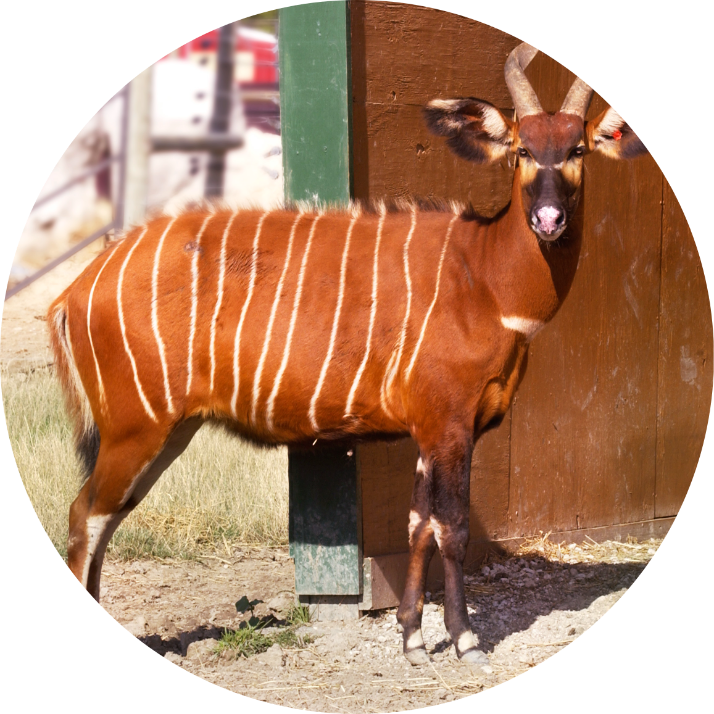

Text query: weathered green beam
(279, 2), (361, 610)
(279, 1), (352, 205)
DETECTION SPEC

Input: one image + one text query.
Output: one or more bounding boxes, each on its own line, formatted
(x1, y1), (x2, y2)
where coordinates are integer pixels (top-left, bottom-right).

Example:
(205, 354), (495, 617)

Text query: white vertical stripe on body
(344, 208), (386, 417)
(309, 214), (358, 431)
(231, 211), (271, 418)
(250, 211), (302, 423)
(266, 214), (321, 430)
(117, 226), (158, 422)
(404, 214), (458, 380)
(380, 207), (418, 419)
(209, 211), (238, 393)
(186, 214), (213, 396)
(151, 218), (177, 414)
(86, 245), (118, 412)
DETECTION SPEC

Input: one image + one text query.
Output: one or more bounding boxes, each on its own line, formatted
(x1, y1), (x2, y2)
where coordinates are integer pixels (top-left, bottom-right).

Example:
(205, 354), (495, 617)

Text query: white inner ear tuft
(428, 99), (462, 110)
(597, 107), (624, 138)
(480, 104), (509, 141)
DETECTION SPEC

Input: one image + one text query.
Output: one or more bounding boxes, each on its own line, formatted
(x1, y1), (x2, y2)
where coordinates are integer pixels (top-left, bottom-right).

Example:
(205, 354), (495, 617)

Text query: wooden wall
(352, 2), (712, 562)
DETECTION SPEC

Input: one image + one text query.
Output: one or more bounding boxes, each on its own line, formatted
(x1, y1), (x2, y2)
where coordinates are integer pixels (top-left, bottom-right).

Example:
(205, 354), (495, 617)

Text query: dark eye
(517, 147), (529, 158)
(570, 146), (585, 159)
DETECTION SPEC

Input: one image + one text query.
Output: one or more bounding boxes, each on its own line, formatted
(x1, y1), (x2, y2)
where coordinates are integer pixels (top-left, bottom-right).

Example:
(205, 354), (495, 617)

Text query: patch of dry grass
(2, 367), (288, 560)
(515, 530), (660, 564)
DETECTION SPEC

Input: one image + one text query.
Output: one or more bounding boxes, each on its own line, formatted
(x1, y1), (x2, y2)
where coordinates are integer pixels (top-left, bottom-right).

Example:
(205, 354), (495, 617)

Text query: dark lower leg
(397, 457), (436, 665)
(440, 534), (486, 663)
(398, 529), (436, 663)
(430, 438), (488, 664)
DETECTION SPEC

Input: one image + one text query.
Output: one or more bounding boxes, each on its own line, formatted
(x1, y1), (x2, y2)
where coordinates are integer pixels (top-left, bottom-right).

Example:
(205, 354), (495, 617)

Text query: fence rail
(5, 221), (118, 301)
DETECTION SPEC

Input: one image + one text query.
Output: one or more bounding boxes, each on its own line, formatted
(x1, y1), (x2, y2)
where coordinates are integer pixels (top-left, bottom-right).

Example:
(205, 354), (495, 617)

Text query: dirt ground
(99, 540), (657, 712)
(3, 251), (659, 711)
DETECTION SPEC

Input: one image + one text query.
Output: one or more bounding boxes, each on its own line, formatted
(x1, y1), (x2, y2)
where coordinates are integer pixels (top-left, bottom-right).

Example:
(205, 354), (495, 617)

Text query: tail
(48, 297), (100, 482)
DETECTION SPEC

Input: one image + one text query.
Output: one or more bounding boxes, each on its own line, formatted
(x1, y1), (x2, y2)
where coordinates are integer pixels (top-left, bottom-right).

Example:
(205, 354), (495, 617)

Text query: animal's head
(424, 43), (647, 241)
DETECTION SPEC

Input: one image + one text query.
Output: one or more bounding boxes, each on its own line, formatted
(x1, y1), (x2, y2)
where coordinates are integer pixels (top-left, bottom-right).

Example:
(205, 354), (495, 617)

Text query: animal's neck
(477, 170), (583, 325)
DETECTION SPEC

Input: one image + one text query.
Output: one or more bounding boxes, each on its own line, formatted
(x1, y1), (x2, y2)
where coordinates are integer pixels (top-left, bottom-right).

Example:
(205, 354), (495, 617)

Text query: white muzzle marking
(535, 205), (560, 234)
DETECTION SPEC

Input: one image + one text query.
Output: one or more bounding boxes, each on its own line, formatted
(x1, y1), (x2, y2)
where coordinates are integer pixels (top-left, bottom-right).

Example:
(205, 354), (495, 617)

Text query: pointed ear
(586, 106), (648, 159)
(423, 98), (514, 163)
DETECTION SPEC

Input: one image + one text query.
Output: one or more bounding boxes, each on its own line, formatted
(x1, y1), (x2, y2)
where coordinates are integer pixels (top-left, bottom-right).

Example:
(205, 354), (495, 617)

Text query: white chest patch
(500, 315), (545, 341)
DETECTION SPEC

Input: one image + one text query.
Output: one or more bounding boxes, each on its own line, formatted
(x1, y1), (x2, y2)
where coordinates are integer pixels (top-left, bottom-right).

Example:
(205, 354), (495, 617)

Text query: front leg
(397, 456), (437, 665)
(398, 434), (489, 666)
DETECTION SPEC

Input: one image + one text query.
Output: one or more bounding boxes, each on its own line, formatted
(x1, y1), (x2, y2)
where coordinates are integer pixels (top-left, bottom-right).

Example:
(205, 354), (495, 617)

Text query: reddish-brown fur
(48, 45), (647, 666)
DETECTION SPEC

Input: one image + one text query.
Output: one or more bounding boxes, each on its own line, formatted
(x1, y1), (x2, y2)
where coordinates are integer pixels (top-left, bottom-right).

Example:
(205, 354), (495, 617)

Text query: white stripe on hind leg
(79, 514), (115, 588)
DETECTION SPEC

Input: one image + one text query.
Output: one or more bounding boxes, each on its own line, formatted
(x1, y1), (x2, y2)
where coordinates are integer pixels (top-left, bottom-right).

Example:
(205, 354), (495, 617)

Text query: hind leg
(68, 418), (202, 600)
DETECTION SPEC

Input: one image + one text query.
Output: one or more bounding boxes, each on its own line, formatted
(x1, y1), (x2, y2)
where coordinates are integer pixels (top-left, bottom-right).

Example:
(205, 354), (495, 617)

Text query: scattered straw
(251, 682), (329, 692)
(465, 584), (494, 594)
(325, 695), (358, 701)
(429, 661), (453, 692)
(200, 554), (232, 565)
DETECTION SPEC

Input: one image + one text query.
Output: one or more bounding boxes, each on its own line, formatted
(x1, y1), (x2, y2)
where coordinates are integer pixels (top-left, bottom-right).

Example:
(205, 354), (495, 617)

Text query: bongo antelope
(48, 43), (646, 666)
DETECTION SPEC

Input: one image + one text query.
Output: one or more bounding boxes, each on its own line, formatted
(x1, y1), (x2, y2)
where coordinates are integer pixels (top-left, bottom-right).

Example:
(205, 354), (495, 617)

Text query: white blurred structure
(12, 50), (282, 290)
(12, 98), (122, 285)
(149, 58), (282, 213)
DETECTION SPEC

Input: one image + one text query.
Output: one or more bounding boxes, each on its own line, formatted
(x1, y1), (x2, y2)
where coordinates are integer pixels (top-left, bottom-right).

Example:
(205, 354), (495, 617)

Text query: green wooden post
(280, 1), (352, 206)
(279, 1), (362, 619)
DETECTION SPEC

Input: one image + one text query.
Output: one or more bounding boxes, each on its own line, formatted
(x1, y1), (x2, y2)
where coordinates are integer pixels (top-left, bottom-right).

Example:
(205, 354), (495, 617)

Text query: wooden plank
(470, 414), (511, 541)
(509, 50), (663, 534)
(352, 1), (518, 108)
(353, 101), (514, 214)
(351, 0), (517, 207)
(359, 438), (417, 557)
(655, 181), (713, 516)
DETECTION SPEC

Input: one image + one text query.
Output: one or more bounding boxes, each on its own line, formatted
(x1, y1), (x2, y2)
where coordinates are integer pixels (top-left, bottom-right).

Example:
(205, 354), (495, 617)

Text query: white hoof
(404, 647), (430, 666)
(459, 648), (490, 668)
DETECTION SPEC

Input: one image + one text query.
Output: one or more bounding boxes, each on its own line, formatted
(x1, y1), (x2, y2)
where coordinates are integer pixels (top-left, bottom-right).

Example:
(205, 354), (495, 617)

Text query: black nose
(533, 205), (565, 235)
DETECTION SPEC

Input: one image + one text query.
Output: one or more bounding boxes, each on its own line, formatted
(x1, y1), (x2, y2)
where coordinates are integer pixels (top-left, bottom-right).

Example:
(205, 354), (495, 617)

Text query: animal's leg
(397, 456), (437, 665)
(67, 419), (202, 600)
(428, 439), (488, 665)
